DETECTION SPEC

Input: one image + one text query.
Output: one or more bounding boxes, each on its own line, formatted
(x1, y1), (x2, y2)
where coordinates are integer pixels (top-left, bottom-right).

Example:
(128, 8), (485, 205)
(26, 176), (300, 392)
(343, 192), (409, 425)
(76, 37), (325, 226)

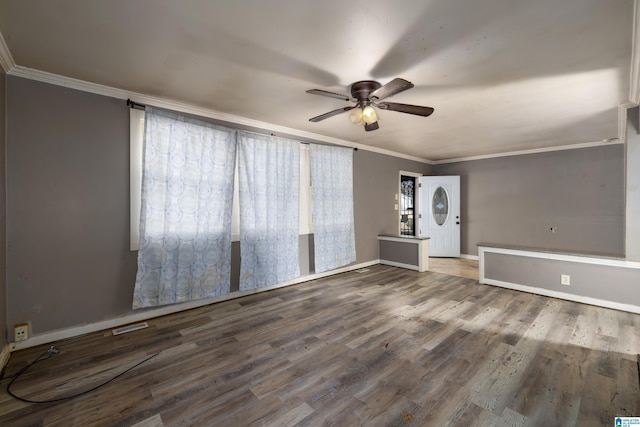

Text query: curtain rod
(300, 141), (357, 151)
(126, 99), (357, 151)
(127, 99), (146, 110)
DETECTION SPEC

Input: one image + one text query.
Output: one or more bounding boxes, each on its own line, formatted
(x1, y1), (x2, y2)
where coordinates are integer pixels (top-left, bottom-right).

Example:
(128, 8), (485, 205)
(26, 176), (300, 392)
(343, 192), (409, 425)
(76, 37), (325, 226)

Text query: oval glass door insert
(432, 186), (449, 226)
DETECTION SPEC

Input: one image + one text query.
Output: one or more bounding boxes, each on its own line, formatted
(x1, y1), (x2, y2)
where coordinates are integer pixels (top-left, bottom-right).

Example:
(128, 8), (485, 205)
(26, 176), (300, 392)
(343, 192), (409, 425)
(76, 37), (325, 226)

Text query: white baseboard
(460, 254), (479, 261)
(0, 344), (10, 371)
(481, 277), (640, 315)
(9, 259), (381, 352)
(379, 260), (421, 272)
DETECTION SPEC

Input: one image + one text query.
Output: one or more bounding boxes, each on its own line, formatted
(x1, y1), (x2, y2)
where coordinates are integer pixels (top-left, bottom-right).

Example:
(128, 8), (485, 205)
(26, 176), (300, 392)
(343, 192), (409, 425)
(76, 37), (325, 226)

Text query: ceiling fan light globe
(349, 108), (363, 124)
(362, 105), (378, 125)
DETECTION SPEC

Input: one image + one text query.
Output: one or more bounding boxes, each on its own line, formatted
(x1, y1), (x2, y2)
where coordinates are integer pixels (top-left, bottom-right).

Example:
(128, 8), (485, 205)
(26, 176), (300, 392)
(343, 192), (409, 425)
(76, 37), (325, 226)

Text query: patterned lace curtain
(309, 144), (356, 273)
(133, 109), (237, 308)
(238, 131), (300, 291)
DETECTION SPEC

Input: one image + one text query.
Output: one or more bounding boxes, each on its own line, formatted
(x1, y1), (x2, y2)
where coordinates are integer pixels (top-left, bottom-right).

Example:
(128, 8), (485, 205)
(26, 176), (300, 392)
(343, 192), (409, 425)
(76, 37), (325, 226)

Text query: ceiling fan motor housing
(350, 81), (382, 103)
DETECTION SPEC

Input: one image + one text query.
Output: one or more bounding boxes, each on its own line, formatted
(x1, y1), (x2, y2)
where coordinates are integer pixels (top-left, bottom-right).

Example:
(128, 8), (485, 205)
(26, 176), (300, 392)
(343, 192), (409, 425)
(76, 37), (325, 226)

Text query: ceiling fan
(306, 78), (434, 131)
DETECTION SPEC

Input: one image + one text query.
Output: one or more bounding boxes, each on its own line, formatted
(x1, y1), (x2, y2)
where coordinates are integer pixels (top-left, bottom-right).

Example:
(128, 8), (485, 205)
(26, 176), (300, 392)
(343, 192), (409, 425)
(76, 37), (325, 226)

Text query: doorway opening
(400, 175), (416, 236)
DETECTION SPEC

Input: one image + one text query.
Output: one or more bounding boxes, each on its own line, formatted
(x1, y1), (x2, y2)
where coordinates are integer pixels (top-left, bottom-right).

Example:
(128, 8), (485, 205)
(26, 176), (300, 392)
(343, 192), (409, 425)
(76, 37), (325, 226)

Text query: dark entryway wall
(432, 145), (625, 257)
(5, 76), (431, 340)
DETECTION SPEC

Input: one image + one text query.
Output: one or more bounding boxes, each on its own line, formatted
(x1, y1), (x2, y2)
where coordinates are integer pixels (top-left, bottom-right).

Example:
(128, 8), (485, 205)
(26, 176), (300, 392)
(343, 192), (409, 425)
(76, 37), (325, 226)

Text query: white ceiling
(0, 0), (635, 161)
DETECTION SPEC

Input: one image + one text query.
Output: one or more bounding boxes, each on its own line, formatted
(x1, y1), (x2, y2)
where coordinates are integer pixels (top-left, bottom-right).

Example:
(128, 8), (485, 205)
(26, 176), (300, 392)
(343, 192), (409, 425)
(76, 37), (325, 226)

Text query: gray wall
(433, 146), (625, 257)
(7, 76), (138, 338)
(379, 240), (419, 265)
(353, 149), (432, 262)
(0, 70), (6, 347)
(5, 76), (431, 339)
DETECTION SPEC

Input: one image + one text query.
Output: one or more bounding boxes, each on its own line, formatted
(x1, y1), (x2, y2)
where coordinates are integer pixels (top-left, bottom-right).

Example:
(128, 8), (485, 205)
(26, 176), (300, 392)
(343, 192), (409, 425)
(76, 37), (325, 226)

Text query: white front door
(419, 176), (460, 257)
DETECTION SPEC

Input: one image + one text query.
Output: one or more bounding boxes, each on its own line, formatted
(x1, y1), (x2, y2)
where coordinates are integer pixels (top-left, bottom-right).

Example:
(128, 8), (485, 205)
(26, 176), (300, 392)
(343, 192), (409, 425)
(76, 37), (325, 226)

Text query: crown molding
(7, 65), (432, 164)
(430, 138), (622, 165)
(7, 64), (629, 165)
(0, 31), (16, 73)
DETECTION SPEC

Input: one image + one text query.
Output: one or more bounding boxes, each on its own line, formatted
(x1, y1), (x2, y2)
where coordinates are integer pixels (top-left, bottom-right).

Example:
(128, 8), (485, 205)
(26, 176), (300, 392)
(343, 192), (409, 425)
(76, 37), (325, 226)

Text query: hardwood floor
(428, 257), (479, 280)
(1, 265), (638, 426)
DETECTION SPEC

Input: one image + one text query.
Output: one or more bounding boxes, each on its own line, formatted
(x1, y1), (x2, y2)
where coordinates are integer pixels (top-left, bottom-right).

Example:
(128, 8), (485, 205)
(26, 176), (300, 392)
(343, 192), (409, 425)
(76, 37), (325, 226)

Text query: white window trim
(299, 144), (313, 236)
(231, 152), (240, 241)
(130, 108), (145, 251)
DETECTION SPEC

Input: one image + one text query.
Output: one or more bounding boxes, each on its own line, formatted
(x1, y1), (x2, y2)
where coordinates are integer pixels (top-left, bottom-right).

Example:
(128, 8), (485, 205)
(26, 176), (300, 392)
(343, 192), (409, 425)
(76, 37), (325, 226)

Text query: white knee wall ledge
(478, 244), (640, 314)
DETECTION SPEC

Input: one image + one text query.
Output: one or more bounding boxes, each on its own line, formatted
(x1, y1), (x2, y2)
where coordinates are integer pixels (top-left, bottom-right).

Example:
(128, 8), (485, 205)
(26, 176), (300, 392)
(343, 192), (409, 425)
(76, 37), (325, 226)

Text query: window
(237, 132), (301, 290)
(432, 185), (450, 226)
(400, 172), (421, 236)
(309, 144), (355, 273)
(130, 111), (314, 251)
(133, 109), (237, 308)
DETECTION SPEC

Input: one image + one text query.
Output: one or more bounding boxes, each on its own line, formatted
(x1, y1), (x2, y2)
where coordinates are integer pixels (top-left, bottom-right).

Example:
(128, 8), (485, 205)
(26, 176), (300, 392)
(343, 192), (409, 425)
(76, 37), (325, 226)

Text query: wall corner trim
(619, 102), (637, 143)
(0, 31), (15, 73)
(0, 344), (9, 371)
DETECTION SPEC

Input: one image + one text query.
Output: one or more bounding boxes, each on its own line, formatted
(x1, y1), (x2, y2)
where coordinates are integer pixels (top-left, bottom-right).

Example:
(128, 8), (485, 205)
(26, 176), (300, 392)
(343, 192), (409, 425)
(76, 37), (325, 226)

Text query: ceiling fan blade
(306, 89), (351, 102)
(309, 106), (355, 122)
(370, 78), (414, 101)
(376, 102), (434, 117)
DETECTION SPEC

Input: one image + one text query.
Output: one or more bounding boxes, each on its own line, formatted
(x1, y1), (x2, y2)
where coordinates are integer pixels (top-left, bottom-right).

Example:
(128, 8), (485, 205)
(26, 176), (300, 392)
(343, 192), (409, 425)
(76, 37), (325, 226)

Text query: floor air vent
(112, 322), (149, 336)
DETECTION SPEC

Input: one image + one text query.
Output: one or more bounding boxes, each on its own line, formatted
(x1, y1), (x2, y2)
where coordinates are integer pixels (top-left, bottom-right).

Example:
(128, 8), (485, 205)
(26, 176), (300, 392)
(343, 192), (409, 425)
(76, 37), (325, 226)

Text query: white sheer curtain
(238, 131), (300, 291)
(133, 109), (237, 308)
(310, 144), (356, 273)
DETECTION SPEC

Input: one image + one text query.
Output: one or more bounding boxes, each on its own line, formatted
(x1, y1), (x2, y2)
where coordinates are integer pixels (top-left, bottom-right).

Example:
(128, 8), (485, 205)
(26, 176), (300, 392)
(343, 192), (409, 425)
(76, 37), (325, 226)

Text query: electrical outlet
(14, 324), (29, 342)
(561, 274), (571, 286)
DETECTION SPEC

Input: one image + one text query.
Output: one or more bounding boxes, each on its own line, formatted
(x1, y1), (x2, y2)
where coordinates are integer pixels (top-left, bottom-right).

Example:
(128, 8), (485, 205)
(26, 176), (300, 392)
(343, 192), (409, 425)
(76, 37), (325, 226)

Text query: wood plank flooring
(0, 265), (638, 426)
(428, 257), (479, 280)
